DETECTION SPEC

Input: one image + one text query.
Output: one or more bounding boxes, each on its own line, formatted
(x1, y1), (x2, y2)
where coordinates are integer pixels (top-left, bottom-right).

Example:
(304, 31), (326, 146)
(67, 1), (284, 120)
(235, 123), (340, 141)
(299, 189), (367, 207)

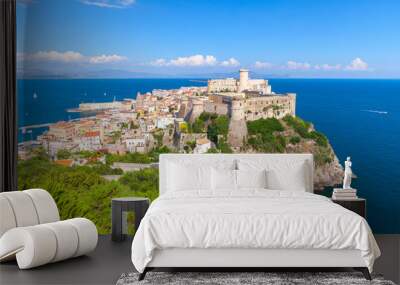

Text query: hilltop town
(19, 70), (342, 189)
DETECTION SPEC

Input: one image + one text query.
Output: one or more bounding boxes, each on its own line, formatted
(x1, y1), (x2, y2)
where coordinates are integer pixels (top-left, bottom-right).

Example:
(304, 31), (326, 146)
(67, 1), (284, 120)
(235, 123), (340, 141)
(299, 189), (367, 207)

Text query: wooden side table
(112, 197), (150, 242)
(331, 198), (366, 218)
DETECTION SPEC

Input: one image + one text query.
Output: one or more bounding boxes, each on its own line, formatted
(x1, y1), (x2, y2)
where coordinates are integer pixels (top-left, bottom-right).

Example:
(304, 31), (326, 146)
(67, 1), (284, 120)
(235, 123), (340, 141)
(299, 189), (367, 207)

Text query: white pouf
(0, 189), (98, 269)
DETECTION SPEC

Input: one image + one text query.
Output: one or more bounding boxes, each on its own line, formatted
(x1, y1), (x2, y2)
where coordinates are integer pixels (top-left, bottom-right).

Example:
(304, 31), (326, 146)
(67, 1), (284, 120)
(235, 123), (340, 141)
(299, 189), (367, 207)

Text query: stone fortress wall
(183, 69), (297, 148)
(203, 69), (296, 122)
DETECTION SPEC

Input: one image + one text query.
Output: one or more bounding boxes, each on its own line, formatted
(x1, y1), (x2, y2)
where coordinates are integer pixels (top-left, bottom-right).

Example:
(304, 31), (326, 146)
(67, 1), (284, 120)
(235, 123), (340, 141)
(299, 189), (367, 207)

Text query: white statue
(343, 157), (353, 189)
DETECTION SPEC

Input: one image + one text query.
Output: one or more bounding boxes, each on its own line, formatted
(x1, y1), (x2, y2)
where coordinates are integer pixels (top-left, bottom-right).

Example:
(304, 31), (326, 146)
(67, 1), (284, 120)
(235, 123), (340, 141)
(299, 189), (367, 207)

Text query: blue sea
(17, 78), (400, 234)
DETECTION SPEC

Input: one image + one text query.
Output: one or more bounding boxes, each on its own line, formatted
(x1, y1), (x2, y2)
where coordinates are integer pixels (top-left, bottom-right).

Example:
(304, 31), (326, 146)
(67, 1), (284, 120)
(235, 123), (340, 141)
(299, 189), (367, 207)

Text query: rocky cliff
(241, 115), (343, 191)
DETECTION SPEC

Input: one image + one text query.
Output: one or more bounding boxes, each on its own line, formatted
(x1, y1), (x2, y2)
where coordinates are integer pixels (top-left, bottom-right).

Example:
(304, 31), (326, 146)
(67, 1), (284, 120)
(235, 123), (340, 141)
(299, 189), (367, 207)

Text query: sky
(17, 0), (400, 78)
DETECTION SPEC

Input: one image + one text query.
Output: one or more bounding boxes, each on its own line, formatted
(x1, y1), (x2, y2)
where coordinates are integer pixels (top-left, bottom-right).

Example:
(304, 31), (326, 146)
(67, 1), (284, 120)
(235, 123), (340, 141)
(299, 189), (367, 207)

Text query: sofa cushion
(0, 192), (39, 227)
(0, 196), (17, 237)
(24, 189), (60, 224)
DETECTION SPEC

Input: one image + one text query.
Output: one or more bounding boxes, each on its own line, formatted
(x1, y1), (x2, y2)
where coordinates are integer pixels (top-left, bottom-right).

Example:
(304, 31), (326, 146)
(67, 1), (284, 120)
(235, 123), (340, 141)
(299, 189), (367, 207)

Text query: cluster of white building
(19, 70), (297, 162)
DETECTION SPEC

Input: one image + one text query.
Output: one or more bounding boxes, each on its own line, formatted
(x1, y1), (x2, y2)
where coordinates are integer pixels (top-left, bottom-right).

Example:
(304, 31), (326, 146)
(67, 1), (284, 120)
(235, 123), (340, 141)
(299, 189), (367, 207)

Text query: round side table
(111, 197), (150, 242)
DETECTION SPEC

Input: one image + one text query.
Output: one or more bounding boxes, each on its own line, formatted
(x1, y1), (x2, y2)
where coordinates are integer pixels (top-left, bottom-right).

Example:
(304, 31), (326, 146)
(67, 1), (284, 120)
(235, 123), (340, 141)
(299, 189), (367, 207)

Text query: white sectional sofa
(0, 189), (98, 269)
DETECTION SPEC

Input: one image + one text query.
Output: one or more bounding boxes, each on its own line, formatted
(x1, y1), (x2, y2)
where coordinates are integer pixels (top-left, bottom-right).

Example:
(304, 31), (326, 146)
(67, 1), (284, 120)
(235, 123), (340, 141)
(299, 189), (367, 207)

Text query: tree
(18, 157), (160, 234)
(192, 118), (205, 133)
(179, 122), (188, 133)
(289, 136), (301, 145)
(186, 141), (196, 150)
(207, 124), (219, 144)
(206, 114), (230, 145)
(214, 115), (229, 136)
(57, 149), (71, 160)
(199, 112), (217, 121)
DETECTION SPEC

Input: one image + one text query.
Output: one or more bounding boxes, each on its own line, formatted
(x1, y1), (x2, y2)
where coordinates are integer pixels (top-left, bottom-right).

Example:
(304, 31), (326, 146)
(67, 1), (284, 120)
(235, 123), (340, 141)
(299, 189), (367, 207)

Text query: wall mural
(17, 0), (400, 234)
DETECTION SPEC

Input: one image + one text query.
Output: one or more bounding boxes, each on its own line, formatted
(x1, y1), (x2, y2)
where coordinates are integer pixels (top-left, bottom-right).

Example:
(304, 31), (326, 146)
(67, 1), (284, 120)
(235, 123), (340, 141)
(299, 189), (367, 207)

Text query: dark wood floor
(1, 235), (399, 285)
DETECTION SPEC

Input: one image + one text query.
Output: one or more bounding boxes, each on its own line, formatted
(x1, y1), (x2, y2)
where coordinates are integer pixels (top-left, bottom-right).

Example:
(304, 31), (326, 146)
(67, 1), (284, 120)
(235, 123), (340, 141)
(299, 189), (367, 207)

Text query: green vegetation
(75, 150), (101, 159)
(188, 112), (231, 153)
(217, 137), (233, 153)
(309, 131), (328, 147)
(56, 149), (71, 160)
(206, 147), (220, 153)
(247, 118), (286, 152)
(246, 116), (333, 165)
(283, 115), (311, 138)
(18, 156), (159, 234)
(179, 122), (189, 133)
(90, 163), (123, 175)
(106, 146), (171, 164)
(289, 136), (301, 145)
(247, 117), (284, 135)
(118, 169), (159, 201)
(191, 118), (206, 133)
(283, 115), (328, 147)
(206, 115), (229, 144)
(199, 112), (217, 121)
(106, 152), (154, 164)
(314, 146), (333, 166)
(184, 141), (196, 153)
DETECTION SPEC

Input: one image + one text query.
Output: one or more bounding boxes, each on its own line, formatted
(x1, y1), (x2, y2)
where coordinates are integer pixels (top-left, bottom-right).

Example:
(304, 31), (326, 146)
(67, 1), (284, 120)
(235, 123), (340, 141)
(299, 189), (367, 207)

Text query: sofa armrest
(0, 218), (98, 269)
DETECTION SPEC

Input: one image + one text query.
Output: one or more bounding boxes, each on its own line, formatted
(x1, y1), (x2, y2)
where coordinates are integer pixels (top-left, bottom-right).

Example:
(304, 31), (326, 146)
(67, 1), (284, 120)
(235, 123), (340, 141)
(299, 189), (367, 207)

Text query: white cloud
(254, 61), (273, 69)
(80, 0), (135, 9)
(150, 58), (168, 66)
(151, 54), (218, 67)
(170, 55), (217, 66)
(89, 54), (127, 64)
(314, 64), (342, 71)
(26, 51), (86, 62)
(286, 61), (311, 70)
(345, 57), (369, 71)
(220, 57), (240, 67)
(20, 50), (127, 64)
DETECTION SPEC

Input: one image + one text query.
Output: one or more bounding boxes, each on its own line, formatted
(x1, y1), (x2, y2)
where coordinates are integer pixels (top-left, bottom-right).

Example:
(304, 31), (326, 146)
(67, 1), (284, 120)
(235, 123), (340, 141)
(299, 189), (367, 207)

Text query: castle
(203, 69), (296, 120)
(181, 69), (297, 149)
(207, 69), (272, 94)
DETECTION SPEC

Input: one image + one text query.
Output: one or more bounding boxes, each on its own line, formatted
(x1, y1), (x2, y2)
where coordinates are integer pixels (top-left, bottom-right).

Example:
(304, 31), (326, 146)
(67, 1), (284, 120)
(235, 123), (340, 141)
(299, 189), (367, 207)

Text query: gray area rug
(116, 272), (396, 285)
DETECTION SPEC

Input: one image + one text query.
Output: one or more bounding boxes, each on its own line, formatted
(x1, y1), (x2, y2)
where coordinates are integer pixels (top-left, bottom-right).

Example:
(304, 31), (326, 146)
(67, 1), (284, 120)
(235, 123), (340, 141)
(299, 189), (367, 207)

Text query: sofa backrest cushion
(0, 189), (60, 238)
(159, 154), (313, 195)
